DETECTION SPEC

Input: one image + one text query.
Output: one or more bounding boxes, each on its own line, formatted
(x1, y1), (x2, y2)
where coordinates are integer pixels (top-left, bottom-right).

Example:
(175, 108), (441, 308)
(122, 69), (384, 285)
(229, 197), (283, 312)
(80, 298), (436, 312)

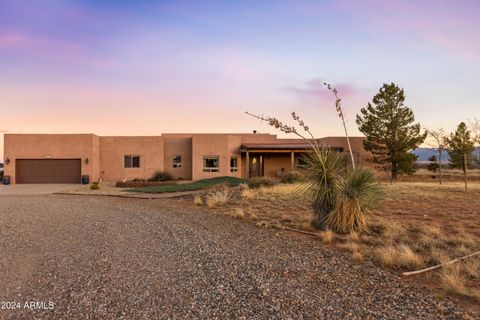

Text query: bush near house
(90, 182), (100, 190)
(280, 170), (304, 184)
(247, 177), (278, 189)
(148, 171), (174, 182)
(128, 176), (245, 193)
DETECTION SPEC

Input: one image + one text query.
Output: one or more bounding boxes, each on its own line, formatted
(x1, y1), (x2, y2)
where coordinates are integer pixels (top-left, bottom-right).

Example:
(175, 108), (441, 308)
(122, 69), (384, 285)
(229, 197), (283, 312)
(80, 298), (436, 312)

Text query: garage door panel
(16, 159), (81, 184)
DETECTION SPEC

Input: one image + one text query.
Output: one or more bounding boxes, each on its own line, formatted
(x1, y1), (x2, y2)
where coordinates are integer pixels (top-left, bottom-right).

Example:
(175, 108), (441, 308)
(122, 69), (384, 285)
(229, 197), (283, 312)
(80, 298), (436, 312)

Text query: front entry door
(249, 155), (264, 177)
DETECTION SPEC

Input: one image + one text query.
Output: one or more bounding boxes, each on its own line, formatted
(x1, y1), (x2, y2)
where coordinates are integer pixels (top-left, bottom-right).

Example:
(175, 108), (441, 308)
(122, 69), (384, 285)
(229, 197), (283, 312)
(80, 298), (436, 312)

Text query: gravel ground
(0, 195), (471, 319)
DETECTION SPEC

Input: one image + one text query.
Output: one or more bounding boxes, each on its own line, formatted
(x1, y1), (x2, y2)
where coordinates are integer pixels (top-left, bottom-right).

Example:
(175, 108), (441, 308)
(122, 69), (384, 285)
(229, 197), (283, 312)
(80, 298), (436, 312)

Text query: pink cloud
(284, 78), (359, 103)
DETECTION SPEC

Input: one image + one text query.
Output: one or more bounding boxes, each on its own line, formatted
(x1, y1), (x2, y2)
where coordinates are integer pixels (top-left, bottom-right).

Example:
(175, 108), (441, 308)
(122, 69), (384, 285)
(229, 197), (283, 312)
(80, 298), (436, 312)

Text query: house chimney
(253, 130), (257, 134)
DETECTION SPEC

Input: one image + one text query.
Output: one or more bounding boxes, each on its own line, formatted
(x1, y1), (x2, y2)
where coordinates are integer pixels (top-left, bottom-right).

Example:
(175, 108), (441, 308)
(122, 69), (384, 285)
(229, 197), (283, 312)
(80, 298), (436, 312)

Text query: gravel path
(0, 195), (470, 319)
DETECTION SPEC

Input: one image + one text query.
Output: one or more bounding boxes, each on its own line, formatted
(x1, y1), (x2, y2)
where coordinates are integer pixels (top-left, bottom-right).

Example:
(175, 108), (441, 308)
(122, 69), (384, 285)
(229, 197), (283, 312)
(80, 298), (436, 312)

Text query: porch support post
(245, 151), (250, 179)
(290, 151), (295, 171)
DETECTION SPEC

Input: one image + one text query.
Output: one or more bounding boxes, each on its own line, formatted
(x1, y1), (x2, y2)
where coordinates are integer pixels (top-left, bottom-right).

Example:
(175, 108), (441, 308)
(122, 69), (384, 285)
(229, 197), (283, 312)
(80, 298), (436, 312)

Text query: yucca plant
(299, 148), (346, 228)
(246, 81), (382, 232)
(324, 167), (381, 233)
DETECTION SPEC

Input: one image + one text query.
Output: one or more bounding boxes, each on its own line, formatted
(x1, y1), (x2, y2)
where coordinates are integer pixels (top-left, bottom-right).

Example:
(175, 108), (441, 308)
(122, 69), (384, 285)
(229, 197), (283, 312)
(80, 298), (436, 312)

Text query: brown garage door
(16, 159), (81, 184)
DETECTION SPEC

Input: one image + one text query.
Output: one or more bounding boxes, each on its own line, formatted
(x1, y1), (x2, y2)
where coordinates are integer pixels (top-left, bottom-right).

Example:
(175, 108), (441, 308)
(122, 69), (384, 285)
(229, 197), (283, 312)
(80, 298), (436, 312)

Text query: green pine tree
(446, 122), (474, 191)
(356, 83), (426, 181)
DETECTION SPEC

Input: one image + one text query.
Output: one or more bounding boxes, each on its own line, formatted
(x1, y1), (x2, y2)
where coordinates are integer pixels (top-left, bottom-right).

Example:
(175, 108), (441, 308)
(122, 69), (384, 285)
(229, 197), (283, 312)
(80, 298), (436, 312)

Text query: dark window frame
(124, 155), (141, 168)
(203, 156), (220, 172)
(230, 156), (238, 172)
(172, 155), (182, 168)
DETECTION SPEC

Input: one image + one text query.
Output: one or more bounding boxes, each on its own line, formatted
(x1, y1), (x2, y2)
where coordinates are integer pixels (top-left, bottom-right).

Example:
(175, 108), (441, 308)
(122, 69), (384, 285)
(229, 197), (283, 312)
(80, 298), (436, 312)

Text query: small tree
(469, 118), (480, 145)
(356, 83), (427, 182)
(425, 128), (447, 184)
(446, 122), (474, 192)
(427, 155), (439, 174)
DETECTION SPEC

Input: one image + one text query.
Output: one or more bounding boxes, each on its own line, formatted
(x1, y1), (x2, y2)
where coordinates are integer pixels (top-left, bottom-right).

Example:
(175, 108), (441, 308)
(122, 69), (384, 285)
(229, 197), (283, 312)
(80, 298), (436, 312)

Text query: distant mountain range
(411, 147), (480, 163)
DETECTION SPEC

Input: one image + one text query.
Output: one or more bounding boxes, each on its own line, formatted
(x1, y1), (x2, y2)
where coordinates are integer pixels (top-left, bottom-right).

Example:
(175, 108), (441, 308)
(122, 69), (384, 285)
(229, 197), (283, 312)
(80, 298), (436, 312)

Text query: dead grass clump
(457, 233), (478, 248)
(352, 250), (364, 262)
(396, 244), (423, 268)
(229, 208), (245, 219)
(205, 186), (231, 208)
(375, 245), (398, 267)
(240, 184), (255, 200)
(430, 247), (451, 265)
(383, 221), (406, 243)
(255, 183), (299, 198)
(422, 225), (443, 238)
(441, 265), (469, 296)
(249, 211), (258, 221)
(464, 258), (480, 279)
(320, 230), (334, 244)
(193, 194), (202, 206)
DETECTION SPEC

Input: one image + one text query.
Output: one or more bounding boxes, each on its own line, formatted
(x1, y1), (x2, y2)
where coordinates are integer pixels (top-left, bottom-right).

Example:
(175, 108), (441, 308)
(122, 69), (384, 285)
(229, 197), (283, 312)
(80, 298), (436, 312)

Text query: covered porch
(240, 143), (310, 179)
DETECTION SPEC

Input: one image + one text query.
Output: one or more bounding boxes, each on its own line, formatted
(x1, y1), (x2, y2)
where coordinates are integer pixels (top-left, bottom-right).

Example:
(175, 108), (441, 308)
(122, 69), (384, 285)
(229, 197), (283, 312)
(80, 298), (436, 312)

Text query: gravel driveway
(0, 195), (469, 319)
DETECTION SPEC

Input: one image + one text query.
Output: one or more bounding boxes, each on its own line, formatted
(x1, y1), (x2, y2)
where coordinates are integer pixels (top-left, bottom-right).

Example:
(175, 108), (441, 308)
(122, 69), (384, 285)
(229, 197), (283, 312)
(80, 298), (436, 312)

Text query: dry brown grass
(464, 258), (480, 279)
(201, 180), (480, 309)
(441, 265), (469, 296)
(193, 194), (202, 206)
(396, 244), (424, 268)
(375, 245), (398, 267)
(320, 230), (334, 244)
(229, 208), (245, 219)
(205, 186), (231, 208)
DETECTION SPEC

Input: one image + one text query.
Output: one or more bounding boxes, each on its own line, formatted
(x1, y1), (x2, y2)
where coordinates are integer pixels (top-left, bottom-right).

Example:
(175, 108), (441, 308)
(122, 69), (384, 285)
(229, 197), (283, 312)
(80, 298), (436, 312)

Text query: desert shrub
(90, 182), (100, 190)
(193, 194), (202, 206)
(148, 171), (173, 182)
(247, 177), (277, 189)
(205, 185), (231, 208)
(323, 167), (381, 233)
(280, 170), (304, 184)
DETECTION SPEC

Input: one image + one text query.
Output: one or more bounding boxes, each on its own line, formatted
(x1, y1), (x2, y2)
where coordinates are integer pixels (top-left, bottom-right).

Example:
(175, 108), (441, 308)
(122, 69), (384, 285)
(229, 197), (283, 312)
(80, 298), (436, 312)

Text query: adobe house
(3, 133), (370, 184)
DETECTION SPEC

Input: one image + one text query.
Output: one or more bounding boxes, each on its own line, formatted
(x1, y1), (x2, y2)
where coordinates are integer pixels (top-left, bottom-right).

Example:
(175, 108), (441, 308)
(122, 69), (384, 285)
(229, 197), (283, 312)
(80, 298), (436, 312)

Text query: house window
(124, 155), (140, 168)
(297, 157), (308, 169)
(203, 156), (219, 172)
(173, 155), (182, 168)
(230, 156), (238, 172)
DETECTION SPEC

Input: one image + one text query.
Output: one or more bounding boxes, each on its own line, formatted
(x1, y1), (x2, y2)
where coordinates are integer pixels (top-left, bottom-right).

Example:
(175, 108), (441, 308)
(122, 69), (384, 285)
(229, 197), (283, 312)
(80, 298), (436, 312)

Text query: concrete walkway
(0, 184), (79, 195)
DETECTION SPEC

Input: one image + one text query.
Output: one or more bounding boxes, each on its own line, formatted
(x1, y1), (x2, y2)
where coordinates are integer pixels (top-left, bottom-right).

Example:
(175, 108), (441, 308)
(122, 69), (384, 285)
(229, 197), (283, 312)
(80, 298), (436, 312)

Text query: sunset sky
(1, 0), (479, 156)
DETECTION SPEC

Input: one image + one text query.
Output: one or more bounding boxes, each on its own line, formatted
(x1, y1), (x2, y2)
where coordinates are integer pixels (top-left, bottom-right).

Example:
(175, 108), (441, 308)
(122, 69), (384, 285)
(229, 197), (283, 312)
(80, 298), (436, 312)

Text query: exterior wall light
(5, 158), (10, 165)
(85, 158), (89, 164)
(45, 155), (52, 158)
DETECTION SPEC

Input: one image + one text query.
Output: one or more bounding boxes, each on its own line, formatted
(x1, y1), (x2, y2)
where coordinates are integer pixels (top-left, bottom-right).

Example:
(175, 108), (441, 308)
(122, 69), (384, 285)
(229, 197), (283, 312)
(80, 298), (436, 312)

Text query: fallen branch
(402, 250), (480, 276)
(279, 226), (323, 237)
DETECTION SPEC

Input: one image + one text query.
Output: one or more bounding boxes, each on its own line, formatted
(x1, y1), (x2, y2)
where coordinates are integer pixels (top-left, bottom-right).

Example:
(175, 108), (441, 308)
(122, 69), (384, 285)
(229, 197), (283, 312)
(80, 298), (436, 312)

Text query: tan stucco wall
(3, 134), (100, 183)
(164, 136), (192, 180)
(191, 135), (229, 181)
(99, 136), (164, 181)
